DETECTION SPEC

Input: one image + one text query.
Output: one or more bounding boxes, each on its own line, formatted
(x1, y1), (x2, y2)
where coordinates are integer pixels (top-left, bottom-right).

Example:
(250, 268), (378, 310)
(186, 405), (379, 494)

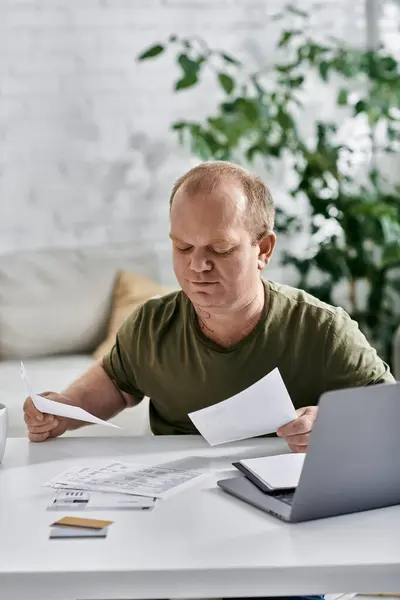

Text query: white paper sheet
(239, 453), (306, 490)
(188, 367), (296, 445)
(47, 489), (156, 510)
(20, 361), (120, 428)
(45, 461), (205, 499)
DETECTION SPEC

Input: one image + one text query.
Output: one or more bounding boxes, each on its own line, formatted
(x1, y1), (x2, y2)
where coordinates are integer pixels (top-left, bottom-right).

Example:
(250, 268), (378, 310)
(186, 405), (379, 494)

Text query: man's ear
(257, 232), (276, 270)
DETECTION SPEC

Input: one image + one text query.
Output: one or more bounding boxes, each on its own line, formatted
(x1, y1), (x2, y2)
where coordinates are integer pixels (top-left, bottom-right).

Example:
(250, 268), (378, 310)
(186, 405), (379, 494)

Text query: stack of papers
(45, 461), (205, 507)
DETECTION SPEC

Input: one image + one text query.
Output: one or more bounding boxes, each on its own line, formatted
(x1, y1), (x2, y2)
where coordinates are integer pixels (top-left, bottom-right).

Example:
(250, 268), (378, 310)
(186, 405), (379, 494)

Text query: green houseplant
(138, 5), (400, 365)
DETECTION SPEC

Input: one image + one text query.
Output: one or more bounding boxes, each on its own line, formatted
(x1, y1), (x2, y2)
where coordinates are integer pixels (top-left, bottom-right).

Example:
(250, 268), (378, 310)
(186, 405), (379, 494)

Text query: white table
(1, 436), (400, 600)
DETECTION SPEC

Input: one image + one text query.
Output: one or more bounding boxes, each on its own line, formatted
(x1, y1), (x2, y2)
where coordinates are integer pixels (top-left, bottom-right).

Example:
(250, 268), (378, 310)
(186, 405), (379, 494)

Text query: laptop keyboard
(273, 490), (295, 505)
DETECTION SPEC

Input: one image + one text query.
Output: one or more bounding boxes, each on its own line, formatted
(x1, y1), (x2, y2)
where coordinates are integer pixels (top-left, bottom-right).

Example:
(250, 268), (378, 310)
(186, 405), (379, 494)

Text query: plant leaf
(237, 97), (260, 121)
(278, 30), (301, 48)
(318, 61), (330, 81)
(218, 73), (235, 94)
(175, 74), (198, 90)
(289, 75), (304, 88)
(172, 121), (188, 130)
(220, 52), (242, 66)
(175, 53), (202, 90)
(177, 53), (200, 76)
(337, 88), (348, 105)
(137, 44), (164, 60)
(191, 134), (213, 160)
(354, 99), (368, 115)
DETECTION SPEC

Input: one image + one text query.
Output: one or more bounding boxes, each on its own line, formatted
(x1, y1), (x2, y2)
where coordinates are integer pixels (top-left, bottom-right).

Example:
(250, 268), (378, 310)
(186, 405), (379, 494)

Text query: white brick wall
(0, 0), (373, 284)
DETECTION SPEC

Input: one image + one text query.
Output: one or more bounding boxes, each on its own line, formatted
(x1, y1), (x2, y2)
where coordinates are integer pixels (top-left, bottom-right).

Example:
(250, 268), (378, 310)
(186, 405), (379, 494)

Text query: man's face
(170, 180), (269, 310)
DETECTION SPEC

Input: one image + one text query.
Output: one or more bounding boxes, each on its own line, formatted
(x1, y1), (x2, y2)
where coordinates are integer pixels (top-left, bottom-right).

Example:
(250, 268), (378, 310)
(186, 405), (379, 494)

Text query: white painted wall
(0, 0), (392, 285)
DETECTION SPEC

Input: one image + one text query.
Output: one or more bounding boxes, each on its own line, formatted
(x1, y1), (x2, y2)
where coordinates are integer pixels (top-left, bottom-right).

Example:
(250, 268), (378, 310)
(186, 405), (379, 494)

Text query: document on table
(188, 367), (297, 446)
(20, 362), (120, 428)
(45, 461), (205, 499)
(47, 489), (157, 510)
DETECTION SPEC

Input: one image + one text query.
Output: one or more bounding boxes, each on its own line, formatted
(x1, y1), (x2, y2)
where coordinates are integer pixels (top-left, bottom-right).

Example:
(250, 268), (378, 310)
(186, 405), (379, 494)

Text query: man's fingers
(276, 407), (317, 453)
(278, 416), (313, 437)
(283, 432), (310, 446)
(277, 407), (316, 437)
(25, 411), (59, 434)
(23, 397), (44, 421)
(24, 392), (65, 443)
(295, 407), (309, 418)
(28, 431), (50, 443)
(288, 443), (306, 453)
(24, 412), (55, 426)
(27, 420), (59, 434)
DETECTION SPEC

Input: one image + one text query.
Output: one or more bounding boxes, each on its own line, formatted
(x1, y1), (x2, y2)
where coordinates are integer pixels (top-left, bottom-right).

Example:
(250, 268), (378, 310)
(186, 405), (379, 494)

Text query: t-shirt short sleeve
(102, 307), (145, 401)
(324, 307), (395, 390)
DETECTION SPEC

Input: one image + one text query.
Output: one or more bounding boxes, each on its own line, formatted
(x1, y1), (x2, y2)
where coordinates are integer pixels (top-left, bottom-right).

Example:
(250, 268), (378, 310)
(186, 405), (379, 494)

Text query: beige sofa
(0, 245), (159, 438)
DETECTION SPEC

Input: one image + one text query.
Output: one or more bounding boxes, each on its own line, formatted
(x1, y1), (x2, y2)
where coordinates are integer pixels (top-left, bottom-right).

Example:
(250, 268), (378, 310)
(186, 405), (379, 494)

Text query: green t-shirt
(102, 280), (394, 435)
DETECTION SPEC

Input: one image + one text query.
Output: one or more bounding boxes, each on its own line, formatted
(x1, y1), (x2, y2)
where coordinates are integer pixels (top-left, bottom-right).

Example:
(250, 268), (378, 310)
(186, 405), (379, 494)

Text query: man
(24, 161), (394, 450)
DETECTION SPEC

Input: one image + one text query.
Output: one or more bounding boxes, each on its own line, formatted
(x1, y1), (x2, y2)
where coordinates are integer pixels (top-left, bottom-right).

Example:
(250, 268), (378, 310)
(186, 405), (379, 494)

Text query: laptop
(217, 381), (400, 523)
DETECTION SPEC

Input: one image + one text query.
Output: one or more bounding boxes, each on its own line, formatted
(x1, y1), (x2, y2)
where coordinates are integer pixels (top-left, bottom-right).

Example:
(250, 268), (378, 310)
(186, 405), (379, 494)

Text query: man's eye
(211, 248), (234, 256)
(176, 246), (192, 253)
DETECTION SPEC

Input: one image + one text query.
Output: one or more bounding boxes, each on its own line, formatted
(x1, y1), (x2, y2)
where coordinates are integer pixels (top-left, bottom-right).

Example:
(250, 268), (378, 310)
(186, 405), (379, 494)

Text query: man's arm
(324, 307), (395, 390)
(60, 361), (139, 431)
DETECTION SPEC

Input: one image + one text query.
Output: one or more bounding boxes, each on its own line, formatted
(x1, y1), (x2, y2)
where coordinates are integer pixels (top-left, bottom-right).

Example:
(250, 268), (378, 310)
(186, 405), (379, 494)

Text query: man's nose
(190, 249), (212, 272)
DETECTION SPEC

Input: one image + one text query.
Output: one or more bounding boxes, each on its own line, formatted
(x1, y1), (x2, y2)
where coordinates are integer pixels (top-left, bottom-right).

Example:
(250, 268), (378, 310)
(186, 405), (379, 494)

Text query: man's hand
(23, 392), (69, 442)
(276, 406), (318, 453)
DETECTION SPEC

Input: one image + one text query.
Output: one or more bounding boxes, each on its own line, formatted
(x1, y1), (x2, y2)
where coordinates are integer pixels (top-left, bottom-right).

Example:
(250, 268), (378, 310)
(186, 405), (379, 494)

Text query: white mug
(0, 404), (8, 464)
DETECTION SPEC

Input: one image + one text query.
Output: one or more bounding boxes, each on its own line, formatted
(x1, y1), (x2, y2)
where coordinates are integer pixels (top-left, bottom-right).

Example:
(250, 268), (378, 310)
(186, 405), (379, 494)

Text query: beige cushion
(0, 246), (160, 359)
(93, 270), (171, 359)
